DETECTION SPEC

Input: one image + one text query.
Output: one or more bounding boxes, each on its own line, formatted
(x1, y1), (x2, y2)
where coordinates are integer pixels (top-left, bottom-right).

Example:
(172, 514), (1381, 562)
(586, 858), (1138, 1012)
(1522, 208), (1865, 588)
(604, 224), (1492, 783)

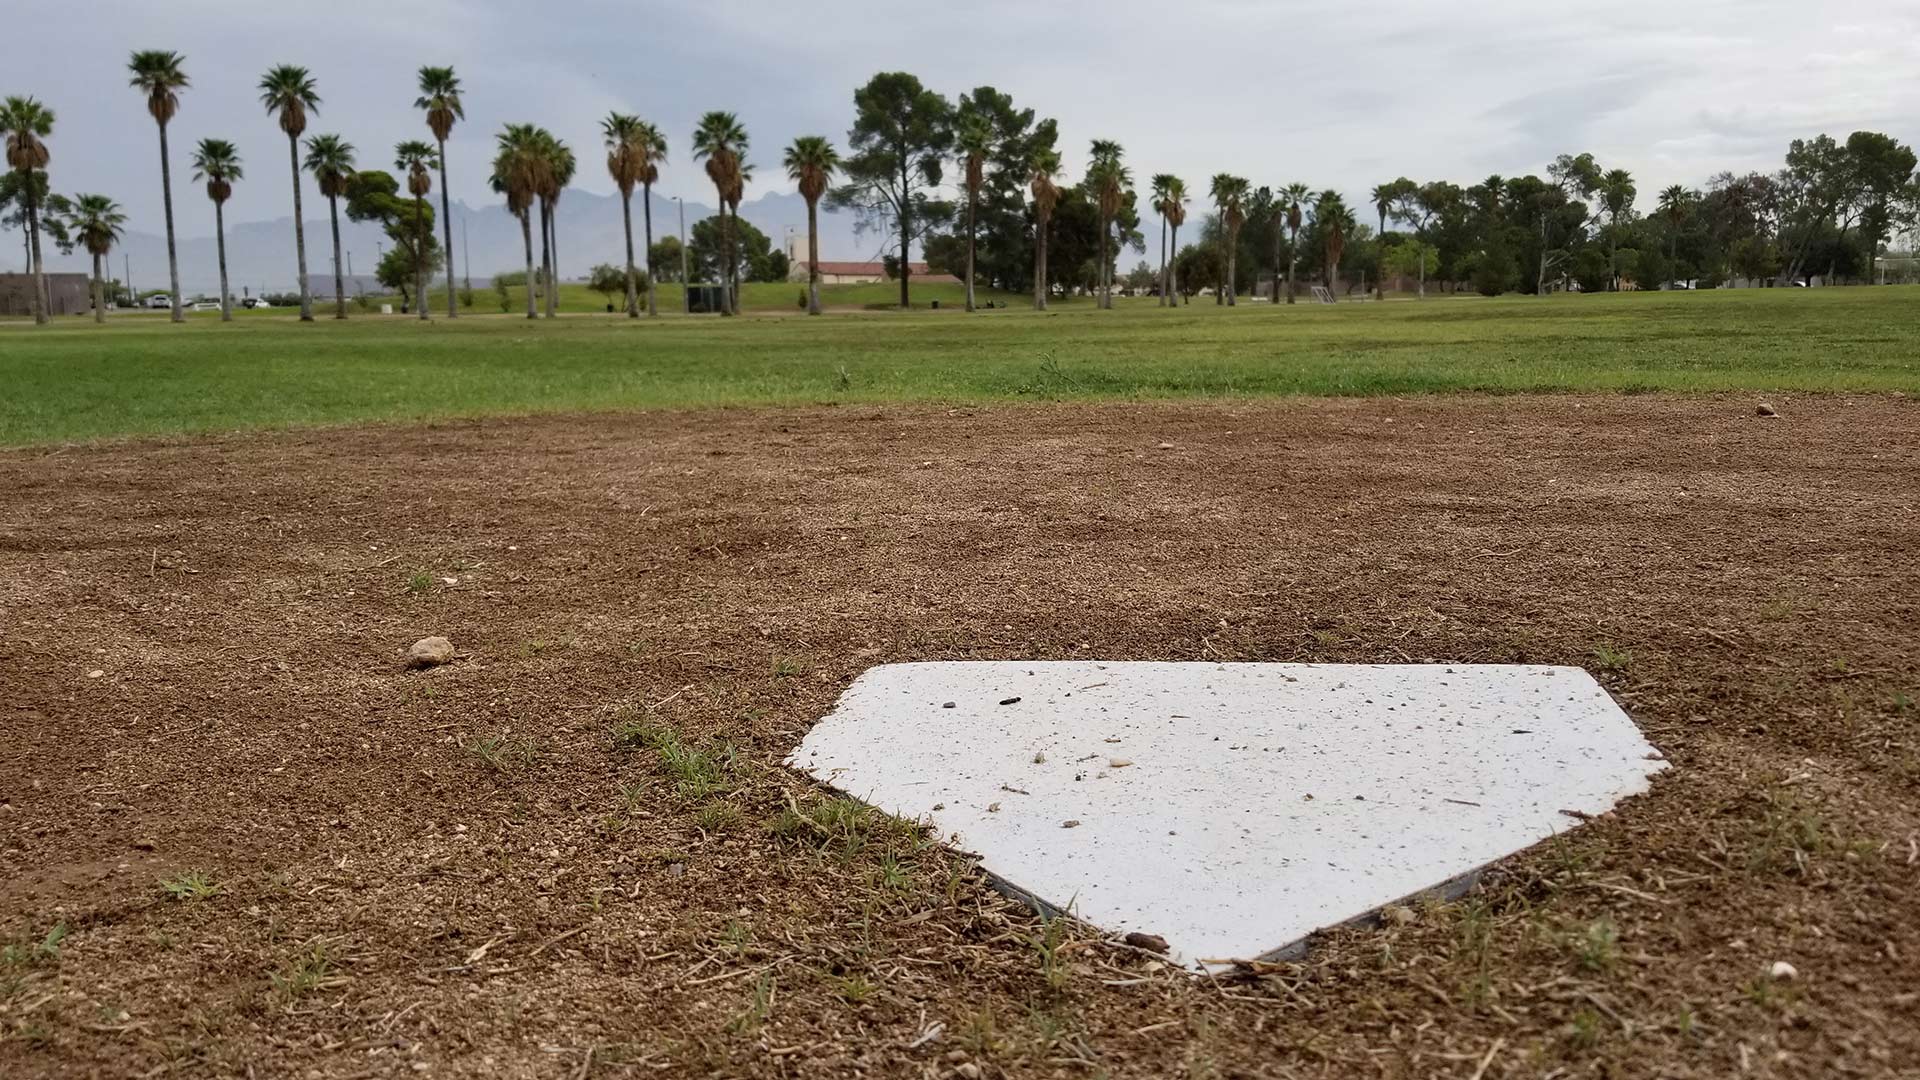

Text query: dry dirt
(2, 395), (1917, 1079)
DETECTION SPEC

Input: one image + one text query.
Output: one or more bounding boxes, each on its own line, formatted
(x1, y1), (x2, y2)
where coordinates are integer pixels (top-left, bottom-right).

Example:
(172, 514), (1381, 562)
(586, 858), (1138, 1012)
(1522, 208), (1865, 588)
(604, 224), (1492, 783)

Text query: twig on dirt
(1443, 798), (1483, 808)
(346, 554), (401, 573)
(464, 935), (507, 965)
(1467, 1037), (1506, 1080)
(378, 1000), (421, 1032)
(531, 925), (589, 957)
(906, 1022), (945, 1049)
(649, 685), (692, 711)
(573, 1043), (595, 1080)
(1132, 1019), (1181, 1036)
(1584, 882), (1670, 906)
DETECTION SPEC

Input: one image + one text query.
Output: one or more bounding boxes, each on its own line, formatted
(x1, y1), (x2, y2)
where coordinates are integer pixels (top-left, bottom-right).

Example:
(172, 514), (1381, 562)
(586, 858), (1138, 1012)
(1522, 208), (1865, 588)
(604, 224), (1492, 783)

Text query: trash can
(930, 299), (940, 310)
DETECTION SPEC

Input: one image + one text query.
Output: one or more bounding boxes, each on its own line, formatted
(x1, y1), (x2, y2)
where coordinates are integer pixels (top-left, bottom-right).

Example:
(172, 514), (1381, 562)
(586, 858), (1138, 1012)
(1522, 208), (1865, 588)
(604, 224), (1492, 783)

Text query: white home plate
(788, 661), (1666, 968)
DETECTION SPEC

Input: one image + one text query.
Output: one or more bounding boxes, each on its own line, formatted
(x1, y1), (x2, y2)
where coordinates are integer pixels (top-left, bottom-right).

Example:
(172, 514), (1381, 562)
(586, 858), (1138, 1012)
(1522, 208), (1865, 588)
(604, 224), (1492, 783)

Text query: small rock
(942, 701), (956, 709)
(1770, 960), (1798, 980)
(408, 636), (456, 668)
(1156, 442), (1175, 449)
(1061, 819), (1081, 829)
(1382, 904), (1416, 926)
(1108, 758), (1133, 769)
(1756, 402), (1779, 417)
(998, 696), (1021, 706)
(132, 838), (158, 852)
(87, 670), (104, 679)
(665, 862), (687, 878)
(1124, 931), (1169, 954)
(986, 802), (1001, 813)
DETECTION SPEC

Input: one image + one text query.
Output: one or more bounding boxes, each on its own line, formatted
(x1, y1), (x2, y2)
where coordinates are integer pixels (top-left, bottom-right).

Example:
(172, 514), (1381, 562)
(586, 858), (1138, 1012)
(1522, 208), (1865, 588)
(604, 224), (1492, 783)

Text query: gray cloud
(8, 0), (1919, 250)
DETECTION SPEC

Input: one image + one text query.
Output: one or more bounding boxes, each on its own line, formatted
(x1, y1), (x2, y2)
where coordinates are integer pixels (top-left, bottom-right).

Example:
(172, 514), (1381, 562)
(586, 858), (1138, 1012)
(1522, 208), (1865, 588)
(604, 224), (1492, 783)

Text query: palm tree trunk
(965, 191), (976, 313)
(416, 196), (429, 320)
(898, 161), (911, 310)
(1286, 228), (1298, 304)
(806, 199), (821, 316)
(23, 181), (47, 324)
(547, 202), (561, 318)
(723, 200), (737, 316)
(1417, 241), (1427, 299)
(519, 210), (536, 319)
(328, 194), (347, 319)
(539, 198), (554, 318)
(1157, 214), (1167, 307)
(642, 182), (657, 316)
(1226, 241), (1237, 307)
(437, 138), (456, 318)
(620, 187), (638, 317)
(1169, 222), (1179, 303)
(1033, 219), (1048, 311)
(216, 199), (234, 322)
(288, 134), (313, 321)
(91, 252), (105, 325)
(158, 123), (183, 323)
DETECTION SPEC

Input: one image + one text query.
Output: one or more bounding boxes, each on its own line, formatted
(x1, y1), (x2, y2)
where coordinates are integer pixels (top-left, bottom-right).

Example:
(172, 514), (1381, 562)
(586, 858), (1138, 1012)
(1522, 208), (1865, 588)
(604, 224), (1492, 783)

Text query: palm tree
(1370, 182), (1395, 239)
(258, 65), (320, 321)
(602, 112), (646, 317)
(723, 160), (753, 312)
(1210, 174), (1249, 305)
(1280, 183), (1310, 304)
(633, 121), (667, 317)
(1028, 147), (1062, 311)
(1, 96), (54, 325)
(492, 124), (541, 319)
(784, 135), (840, 316)
(1087, 140), (1128, 309)
(190, 138), (243, 321)
(68, 194), (126, 324)
(396, 140), (437, 320)
(1164, 176), (1188, 305)
(414, 66), (464, 318)
(956, 116), (992, 312)
(1150, 174), (1177, 306)
(1600, 167), (1636, 290)
(541, 135), (574, 319)
(1316, 190), (1354, 299)
(692, 111), (748, 316)
(1658, 184), (1690, 287)
(129, 50), (189, 323)
(301, 134), (354, 319)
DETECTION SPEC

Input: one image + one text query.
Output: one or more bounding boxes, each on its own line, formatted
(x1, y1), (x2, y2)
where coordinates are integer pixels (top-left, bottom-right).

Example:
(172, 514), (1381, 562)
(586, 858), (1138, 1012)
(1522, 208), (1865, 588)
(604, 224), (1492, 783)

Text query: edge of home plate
(787, 661), (1668, 970)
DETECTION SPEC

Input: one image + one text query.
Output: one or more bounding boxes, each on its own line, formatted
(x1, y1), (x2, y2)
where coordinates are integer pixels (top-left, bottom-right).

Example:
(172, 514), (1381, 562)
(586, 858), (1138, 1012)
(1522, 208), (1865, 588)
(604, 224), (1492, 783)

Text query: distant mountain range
(24, 188), (902, 296)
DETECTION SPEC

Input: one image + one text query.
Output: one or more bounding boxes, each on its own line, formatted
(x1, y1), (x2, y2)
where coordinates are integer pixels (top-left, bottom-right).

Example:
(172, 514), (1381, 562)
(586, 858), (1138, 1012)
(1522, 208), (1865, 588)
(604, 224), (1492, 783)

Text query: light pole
(676, 196), (689, 314)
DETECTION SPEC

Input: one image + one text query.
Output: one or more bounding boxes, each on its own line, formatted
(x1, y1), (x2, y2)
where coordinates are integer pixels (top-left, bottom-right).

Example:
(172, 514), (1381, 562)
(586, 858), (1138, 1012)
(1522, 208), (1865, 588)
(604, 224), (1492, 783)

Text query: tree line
(7, 60), (1920, 327)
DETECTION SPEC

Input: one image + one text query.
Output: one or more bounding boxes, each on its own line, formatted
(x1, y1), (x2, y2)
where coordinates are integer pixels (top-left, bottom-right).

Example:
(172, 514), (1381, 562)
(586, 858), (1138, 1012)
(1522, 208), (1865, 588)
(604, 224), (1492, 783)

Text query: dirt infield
(2, 395), (1916, 1078)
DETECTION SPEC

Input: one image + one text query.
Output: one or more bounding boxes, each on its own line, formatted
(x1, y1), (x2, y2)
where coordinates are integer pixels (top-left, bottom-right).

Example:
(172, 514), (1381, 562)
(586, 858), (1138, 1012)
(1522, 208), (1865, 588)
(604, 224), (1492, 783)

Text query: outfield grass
(414, 279), (1020, 314)
(4, 286), (1917, 446)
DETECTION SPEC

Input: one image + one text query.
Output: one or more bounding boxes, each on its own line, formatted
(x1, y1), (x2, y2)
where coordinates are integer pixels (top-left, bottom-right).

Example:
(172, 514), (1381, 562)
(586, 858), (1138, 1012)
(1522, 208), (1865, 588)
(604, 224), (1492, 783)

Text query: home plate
(786, 661), (1667, 968)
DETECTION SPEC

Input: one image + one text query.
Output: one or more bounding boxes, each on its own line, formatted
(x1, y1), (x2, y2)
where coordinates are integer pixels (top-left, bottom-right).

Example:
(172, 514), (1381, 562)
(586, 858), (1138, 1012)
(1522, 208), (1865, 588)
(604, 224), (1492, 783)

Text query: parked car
(144, 294), (174, 309)
(240, 297), (273, 309)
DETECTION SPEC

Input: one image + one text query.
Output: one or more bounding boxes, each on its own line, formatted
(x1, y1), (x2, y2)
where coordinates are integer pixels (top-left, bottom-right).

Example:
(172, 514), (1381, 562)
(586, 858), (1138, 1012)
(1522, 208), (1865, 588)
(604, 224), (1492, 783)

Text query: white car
(145, 294), (174, 309)
(240, 297), (273, 309)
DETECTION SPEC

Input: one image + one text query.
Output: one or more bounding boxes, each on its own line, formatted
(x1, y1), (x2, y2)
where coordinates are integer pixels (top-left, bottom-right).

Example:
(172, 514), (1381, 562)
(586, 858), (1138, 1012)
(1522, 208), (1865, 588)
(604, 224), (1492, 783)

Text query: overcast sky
(13, 0), (1920, 236)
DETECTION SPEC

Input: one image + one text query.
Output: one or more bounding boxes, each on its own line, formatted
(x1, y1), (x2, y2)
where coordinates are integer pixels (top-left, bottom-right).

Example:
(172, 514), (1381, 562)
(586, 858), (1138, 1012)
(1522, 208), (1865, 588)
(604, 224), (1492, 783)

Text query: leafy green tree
(692, 111), (748, 314)
(190, 138), (243, 320)
(688, 213), (770, 286)
(67, 194), (125, 323)
(346, 167), (439, 311)
(1, 95), (55, 324)
(1388, 181), (1461, 298)
(648, 236), (684, 283)
(259, 65), (321, 320)
(587, 262), (628, 309)
(129, 50), (189, 322)
(829, 72), (953, 309)
(1173, 242), (1220, 301)
(414, 66), (464, 317)
(783, 135), (840, 315)
(302, 134), (354, 318)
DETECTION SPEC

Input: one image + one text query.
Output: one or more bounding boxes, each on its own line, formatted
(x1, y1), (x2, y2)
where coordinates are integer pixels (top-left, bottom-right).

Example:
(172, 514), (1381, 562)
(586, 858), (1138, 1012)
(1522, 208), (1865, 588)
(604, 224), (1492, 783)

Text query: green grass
(5, 286), (1918, 447)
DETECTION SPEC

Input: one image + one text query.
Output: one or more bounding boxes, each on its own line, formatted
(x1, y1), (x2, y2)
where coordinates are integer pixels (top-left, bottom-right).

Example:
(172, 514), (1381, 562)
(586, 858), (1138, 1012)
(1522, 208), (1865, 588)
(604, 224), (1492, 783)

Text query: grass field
(4, 286), (1918, 446)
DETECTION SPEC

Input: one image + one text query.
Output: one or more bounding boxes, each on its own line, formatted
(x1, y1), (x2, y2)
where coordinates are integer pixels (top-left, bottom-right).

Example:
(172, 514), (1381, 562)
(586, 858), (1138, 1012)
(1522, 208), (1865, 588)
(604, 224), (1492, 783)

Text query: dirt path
(2, 395), (1916, 1078)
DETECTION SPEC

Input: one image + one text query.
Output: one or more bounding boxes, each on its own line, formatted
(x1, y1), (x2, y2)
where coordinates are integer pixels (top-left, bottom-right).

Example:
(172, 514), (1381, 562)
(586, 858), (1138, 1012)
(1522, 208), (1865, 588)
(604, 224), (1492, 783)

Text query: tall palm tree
(68, 194), (126, 325)
(540, 135), (574, 319)
(302, 134), (354, 319)
(129, 50), (189, 324)
(1210, 174), (1249, 306)
(692, 111), (748, 316)
(1370, 182), (1395, 239)
(1600, 167), (1636, 290)
(783, 135), (840, 316)
(1, 96), (54, 325)
(1164, 176), (1188, 305)
(258, 65), (320, 321)
(1316, 190), (1354, 299)
(190, 138), (243, 321)
(956, 116), (992, 312)
(396, 140), (437, 320)
(492, 123), (541, 319)
(602, 112), (646, 317)
(1280, 182), (1310, 304)
(1150, 173), (1176, 306)
(1028, 147), (1062, 311)
(723, 160), (753, 312)
(633, 120), (667, 317)
(414, 66), (464, 317)
(1088, 139), (1127, 309)
(1658, 184), (1690, 286)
